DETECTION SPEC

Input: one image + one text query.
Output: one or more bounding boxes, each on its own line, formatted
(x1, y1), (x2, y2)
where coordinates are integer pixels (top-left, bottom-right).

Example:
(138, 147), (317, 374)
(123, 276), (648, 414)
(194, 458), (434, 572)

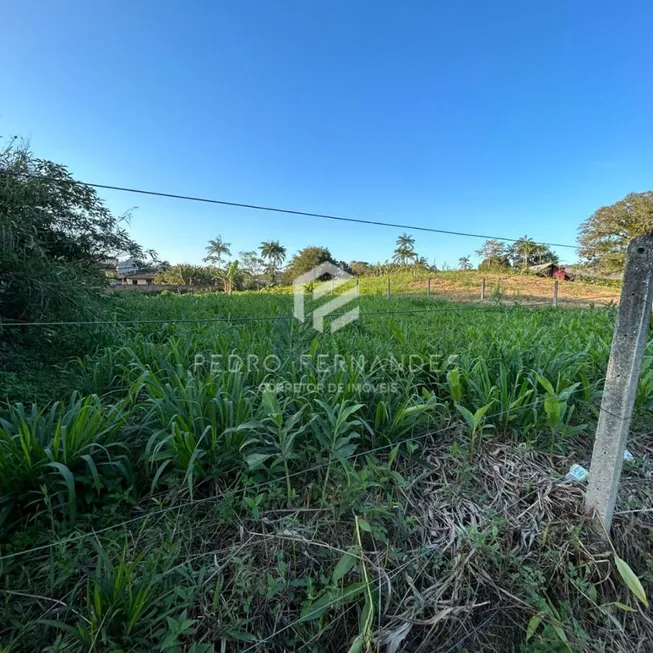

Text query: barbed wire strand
(0, 395), (550, 563)
(0, 297), (617, 329)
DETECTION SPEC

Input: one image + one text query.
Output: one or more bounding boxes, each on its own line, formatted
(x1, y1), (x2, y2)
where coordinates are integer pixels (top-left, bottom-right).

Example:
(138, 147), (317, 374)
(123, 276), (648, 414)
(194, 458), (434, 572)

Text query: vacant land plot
(255, 271), (621, 307)
(1, 294), (651, 651)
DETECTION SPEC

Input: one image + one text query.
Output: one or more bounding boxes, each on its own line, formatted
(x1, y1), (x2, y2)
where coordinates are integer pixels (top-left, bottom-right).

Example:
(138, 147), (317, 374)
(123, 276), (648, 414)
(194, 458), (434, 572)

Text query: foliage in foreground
(0, 142), (143, 329)
(1, 294), (652, 651)
(1, 431), (651, 652)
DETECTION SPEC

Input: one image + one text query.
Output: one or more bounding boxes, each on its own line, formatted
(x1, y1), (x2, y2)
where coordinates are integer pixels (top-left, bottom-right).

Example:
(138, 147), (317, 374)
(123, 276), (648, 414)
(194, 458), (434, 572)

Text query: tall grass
(0, 393), (130, 521)
(4, 294), (653, 652)
(0, 295), (636, 519)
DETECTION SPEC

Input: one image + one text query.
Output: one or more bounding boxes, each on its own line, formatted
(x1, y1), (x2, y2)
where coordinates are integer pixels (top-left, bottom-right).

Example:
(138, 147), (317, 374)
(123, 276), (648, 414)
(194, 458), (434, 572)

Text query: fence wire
(0, 395), (552, 563)
(0, 296), (617, 329)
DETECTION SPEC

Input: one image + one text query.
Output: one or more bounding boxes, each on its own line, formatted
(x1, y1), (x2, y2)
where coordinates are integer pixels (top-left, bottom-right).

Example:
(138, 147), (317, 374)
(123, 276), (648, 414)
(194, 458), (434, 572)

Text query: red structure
(552, 266), (571, 281)
(530, 262), (573, 281)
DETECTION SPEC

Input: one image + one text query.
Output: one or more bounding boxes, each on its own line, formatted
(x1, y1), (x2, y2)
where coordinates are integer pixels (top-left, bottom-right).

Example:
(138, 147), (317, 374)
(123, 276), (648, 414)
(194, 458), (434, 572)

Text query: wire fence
(0, 295), (618, 329)
(11, 380), (653, 567)
(0, 395), (552, 563)
(4, 378), (647, 645)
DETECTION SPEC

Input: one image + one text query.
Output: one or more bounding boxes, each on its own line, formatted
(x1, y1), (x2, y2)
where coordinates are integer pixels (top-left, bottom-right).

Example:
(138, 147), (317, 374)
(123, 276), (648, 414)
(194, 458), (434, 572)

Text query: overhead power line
(9, 172), (578, 249)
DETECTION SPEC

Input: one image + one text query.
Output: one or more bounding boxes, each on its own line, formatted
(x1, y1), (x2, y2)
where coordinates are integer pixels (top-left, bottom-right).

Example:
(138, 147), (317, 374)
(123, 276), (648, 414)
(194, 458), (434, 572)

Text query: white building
(116, 258), (140, 277)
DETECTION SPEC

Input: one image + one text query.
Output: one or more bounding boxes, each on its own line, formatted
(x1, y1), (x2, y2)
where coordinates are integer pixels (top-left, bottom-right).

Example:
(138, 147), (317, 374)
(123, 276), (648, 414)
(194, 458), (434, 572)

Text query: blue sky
(2, 0), (652, 267)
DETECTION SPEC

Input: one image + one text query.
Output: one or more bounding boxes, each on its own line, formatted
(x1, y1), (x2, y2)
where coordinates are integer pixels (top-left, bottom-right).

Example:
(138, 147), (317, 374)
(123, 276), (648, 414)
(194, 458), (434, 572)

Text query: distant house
(117, 258), (140, 277)
(529, 262), (572, 281)
(122, 272), (156, 286)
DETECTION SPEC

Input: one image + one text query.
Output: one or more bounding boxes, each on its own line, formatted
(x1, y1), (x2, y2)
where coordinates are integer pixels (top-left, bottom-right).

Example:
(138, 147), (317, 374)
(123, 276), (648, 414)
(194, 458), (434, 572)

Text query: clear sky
(2, 1), (652, 267)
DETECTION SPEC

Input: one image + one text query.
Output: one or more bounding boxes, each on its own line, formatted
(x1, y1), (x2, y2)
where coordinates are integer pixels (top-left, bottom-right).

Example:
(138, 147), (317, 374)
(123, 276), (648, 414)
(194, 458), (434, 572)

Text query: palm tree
(396, 233), (415, 250)
(392, 233), (417, 267)
(458, 256), (473, 271)
(204, 236), (231, 266)
(259, 240), (287, 283)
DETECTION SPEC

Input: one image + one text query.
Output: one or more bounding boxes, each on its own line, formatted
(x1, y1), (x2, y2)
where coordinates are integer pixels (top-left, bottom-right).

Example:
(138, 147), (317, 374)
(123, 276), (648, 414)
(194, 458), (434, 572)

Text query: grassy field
(254, 269), (621, 303)
(1, 292), (652, 651)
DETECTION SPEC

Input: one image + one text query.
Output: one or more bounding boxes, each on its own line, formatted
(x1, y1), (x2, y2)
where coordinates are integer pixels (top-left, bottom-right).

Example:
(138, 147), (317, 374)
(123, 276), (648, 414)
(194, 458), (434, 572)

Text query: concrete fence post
(585, 236), (653, 530)
(330, 279), (335, 295)
(553, 279), (559, 307)
(386, 277), (391, 298)
(480, 278), (486, 302)
(427, 277), (431, 297)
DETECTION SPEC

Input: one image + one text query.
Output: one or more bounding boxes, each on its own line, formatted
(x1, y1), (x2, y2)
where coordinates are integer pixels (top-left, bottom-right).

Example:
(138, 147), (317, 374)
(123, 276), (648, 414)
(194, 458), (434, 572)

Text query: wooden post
(480, 278), (486, 302)
(427, 277), (431, 297)
(553, 279), (559, 307)
(585, 236), (653, 530)
(355, 278), (359, 294)
(386, 277), (391, 298)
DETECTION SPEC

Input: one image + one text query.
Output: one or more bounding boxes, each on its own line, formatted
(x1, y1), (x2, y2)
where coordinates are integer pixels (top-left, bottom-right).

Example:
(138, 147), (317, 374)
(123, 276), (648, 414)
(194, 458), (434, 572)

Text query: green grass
(1, 292), (652, 651)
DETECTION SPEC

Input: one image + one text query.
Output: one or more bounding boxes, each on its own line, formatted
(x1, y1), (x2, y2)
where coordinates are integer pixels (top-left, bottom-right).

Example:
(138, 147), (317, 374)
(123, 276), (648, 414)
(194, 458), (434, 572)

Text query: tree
(223, 260), (243, 295)
(259, 240), (287, 283)
(578, 191), (653, 271)
(458, 256), (473, 270)
(475, 239), (510, 270)
(476, 239), (506, 260)
(478, 257), (511, 272)
(133, 249), (165, 272)
(239, 251), (265, 276)
(239, 250), (265, 289)
(203, 236), (231, 266)
(283, 246), (337, 283)
(392, 233), (417, 266)
(349, 261), (370, 276)
(506, 236), (558, 271)
(154, 264), (214, 286)
(156, 260), (171, 273)
(0, 142), (144, 329)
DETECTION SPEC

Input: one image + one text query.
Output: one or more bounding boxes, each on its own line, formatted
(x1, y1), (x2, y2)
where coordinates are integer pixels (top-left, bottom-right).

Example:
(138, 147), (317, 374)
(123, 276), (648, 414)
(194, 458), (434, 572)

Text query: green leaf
(347, 635), (364, 653)
(358, 593), (374, 633)
(537, 374), (555, 395)
(544, 395), (561, 422)
(227, 629), (257, 642)
(301, 590), (337, 621)
(357, 518), (372, 532)
(340, 582), (367, 603)
(332, 550), (358, 583)
(262, 389), (281, 417)
(47, 462), (76, 520)
(447, 368), (462, 403)
(552, 624), (569, 646)
(390, 325), (408, 345)
(454, 404), (475, 429)
(81, 454), (101, 492)
(526, 613), (543, 641)
(388, 444), (401, 466)
(244, 452), (272, 470)
(473, 401), (494, 421)
(334, 443), (357, 459)
(614, 554), (649, 607)
(610, 601), (636, 612)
